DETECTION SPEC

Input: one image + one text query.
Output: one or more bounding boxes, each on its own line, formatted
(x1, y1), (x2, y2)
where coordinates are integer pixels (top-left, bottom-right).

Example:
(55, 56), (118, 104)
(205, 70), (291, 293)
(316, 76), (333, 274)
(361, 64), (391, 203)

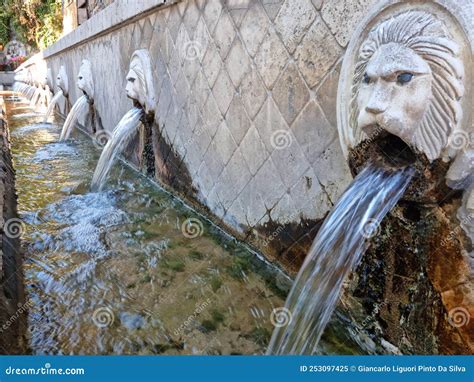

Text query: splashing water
(44, 90), (63, 122)
(30, 88), (42, 107)
(6, 98), (290, 355)
(267, 164), (414, 355)
(91, 107), (143, 191)
(59, 95), (89, 141)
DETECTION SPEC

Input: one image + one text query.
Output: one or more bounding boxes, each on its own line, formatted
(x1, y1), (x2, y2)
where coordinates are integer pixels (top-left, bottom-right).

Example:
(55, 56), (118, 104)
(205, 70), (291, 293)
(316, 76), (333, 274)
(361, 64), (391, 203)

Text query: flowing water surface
(6, 96), (374, 356)
(6, 99), (294, 355)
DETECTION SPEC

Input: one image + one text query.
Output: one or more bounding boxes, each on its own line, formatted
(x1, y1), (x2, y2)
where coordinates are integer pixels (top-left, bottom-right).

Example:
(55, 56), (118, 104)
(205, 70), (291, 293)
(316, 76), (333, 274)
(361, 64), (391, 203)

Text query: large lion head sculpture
(350, 10), (466, 162)
(57, 65), (69, 96)
(77, 59), (94, 101)
(125, 49), (156, 114)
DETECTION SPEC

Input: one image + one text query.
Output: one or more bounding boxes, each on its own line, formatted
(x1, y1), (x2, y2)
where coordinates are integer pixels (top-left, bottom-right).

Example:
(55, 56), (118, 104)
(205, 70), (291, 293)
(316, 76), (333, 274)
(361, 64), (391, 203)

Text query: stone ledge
(43, 0), (181, 59)
(0, 96), (26, 354)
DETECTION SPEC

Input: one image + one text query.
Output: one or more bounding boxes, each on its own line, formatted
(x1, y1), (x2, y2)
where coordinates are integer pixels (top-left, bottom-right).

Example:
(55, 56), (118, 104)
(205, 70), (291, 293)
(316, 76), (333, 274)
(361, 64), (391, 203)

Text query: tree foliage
(0, 0), (63, 50)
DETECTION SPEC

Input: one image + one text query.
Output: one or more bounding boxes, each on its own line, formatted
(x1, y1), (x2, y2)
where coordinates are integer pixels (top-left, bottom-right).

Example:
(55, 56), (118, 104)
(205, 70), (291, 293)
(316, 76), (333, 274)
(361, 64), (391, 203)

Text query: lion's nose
(365, 104), (386, 115)
(365, 83), (389, 115)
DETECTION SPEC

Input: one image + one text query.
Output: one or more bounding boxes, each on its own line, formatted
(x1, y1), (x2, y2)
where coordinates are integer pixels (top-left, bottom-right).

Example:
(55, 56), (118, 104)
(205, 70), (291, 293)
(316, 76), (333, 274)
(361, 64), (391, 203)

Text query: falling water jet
(90, 107), (144, 191)
(91, 49), (156, 191)
(266, 164), (414, 355)
(59, 60), (94, 141)
(43, 90), (64, 123)
(30, 85), (42, 108)
(59, 95), (89, 141)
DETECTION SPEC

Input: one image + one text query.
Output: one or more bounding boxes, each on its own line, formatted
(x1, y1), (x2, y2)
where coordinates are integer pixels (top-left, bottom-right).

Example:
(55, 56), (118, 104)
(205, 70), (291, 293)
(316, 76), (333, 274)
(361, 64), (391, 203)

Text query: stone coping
(43, 0), (179, 59)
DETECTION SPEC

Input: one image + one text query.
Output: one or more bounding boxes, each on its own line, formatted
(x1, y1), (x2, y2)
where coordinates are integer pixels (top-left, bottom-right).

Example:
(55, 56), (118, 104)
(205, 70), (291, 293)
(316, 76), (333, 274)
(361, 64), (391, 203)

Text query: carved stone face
(125, 68), (144, 105)
(77, 60), (94, 99)
(357, 43), (433, 148)
(344, 11), (466, 163)
(125, 49), (156, 114)
(57, 66), (68, 96)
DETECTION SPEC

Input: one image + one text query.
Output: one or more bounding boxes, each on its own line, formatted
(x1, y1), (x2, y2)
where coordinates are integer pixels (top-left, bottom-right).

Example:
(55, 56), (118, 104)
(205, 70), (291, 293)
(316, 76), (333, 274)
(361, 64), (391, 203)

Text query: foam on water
(11, 123), (56, 136)
(33, 142), (78, 162)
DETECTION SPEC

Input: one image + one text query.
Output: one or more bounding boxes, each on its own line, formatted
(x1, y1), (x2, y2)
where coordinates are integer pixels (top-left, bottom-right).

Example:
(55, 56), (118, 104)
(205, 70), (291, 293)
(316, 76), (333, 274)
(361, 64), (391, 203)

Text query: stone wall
(26, 0), (382, 273)
(0, 97), (26, 354)
(14, 0), (474, 355)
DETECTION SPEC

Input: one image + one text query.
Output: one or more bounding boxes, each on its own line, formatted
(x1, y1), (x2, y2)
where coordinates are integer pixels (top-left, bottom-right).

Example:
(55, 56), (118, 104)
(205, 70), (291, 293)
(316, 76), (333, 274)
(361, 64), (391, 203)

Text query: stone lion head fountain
(348, 11), (466, 160)
(46, 68), (54, 90)
(125, 49), (156, 115)
(77, 59), (94, 102)
(337, 1), (473, 353)
(339, 4), (472, 243)
(57, 65), (69, 97)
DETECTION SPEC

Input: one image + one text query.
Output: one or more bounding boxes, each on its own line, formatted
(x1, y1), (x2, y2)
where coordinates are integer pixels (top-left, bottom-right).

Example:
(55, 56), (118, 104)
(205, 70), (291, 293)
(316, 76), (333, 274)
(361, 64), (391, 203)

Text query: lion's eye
(127, 77), (136, 83)
(397, 72), (413, 85)
(78, 76), (83, 80)
(363, 73), (371, 84)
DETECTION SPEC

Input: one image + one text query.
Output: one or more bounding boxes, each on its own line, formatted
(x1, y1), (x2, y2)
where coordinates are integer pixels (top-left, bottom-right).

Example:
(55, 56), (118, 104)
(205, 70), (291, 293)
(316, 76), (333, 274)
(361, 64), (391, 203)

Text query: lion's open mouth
(374, 130), (417, 168)
(350, 124), (417, 172)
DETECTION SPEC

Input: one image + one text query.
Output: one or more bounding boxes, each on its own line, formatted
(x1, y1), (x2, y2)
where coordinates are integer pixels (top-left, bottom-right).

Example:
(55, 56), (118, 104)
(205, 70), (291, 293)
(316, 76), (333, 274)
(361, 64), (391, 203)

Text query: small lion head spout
(352, 11), (465, 163)
(77, 59), (94, 101)
(126, 49), (156, 115)
(46, 68), (54, 90)
(57, 65), (69, 96)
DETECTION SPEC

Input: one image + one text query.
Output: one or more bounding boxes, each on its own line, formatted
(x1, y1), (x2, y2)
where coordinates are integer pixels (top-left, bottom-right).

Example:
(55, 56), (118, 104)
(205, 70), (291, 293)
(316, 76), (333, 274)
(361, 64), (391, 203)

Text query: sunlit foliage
(0, 0), (63, 50)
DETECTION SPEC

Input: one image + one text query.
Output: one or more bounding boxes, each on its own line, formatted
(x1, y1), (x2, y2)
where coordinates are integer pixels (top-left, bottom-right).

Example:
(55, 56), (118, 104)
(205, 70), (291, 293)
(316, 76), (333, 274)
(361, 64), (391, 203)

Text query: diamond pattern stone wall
(43, 0), (379, 271)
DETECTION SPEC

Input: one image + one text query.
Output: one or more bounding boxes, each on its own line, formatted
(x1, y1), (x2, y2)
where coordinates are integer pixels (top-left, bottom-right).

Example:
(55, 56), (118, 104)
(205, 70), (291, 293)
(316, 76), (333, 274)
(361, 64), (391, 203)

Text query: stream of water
(5, 98), (295, 355)
(44, 90), (64, 123)
(267, 165), (414, 354)
(59, 95), (88, 141)
(91, 107), (143, 192)
(5, 92), (383, 355)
